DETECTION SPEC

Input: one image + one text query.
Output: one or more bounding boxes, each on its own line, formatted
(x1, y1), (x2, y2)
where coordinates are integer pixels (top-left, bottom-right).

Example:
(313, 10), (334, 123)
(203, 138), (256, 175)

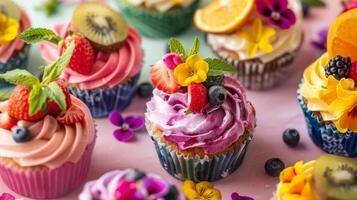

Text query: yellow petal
(252, 19), (263, 41)
(258, 39), (273, 53)
(195, 69), (207, 83)
(196, 181), (213, 194)
(186, 54), (203, 67)
(194, 60), (209, 73)
(247, 44), (258, 58)
(202, 188), (222, 200)
(182, 180), (196, 192)
(183, 75), (198, 86)
(262, 27), (276, 39)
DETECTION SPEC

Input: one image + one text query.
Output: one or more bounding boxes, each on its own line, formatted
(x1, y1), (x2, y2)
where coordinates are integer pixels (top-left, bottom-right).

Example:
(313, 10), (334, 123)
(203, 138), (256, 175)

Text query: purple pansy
(162, 53), (183, 69)
(311, 28), (328, 51)
(256, 0), (296, 29)
(109, 112), (144, 142)
(231, 192), (254, 200)
(0, 193), (15, 200)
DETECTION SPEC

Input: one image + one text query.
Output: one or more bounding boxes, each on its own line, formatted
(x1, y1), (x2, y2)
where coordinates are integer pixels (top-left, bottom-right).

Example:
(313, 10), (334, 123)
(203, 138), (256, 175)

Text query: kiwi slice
(72, 2), (129, 52)
(312, 155), (357, 200)
(0, 0), (20, 21)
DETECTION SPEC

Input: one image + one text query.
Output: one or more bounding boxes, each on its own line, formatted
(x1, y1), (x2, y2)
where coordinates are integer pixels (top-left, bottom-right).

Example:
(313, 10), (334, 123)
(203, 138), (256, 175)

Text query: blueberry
(208, 85), (227, 106)
(283, 128), (300, 147)
(137, 82), (154, 98)
(164, 185), (179, 200)
(125, 169), (146, 181)
(265, 158), (285, 177)
(203, 75), (224, 88)
(12, 127), (30, 143)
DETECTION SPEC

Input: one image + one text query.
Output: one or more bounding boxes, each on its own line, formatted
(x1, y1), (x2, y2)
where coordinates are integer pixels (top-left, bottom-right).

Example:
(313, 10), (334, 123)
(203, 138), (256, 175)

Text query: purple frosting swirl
(146, 76), (256, 155)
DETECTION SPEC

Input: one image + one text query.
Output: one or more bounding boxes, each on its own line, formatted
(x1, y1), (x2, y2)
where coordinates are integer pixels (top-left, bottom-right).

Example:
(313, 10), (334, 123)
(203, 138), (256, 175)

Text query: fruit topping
(59, 35), (95, 75)
(12, 127), (30, 143)
(47, 79), (72, 117)
(203, 75), (224, 88)
(325, 56), (351, 80)
(150, 61), (180, 94)
(137, 82), (154, 98)
(349, 62), (357, 84)
(0, 114), (17, 130)
(265, 158), (285, 177)
(125, 169), (146, 181)
(188, 83), (208, 113)
(72, 2), (129, 52)
(0, 0), (20, 21)
(115, 180), (137, 200)
(282, 128), (300, 147)
(57, 105), (84, 125)
(208, 85), (227, 106)
(162, 53), (183, 69)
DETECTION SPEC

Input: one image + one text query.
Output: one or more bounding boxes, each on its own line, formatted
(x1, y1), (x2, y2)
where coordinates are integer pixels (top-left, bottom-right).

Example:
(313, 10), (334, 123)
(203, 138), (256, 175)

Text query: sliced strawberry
(188, 83), (208, 113)
(150, 61), (180, 94)
(57, 106), (84, 125)
(47, 79), (72, 117)
(60, 35), (96, 75)
(349, 62), (357, 84)
(0, 113), (18, 130)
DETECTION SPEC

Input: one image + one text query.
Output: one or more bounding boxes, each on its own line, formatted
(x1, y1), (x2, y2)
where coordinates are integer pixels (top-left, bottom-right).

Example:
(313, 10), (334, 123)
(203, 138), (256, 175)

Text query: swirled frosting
(125, 0), (195, 12)
(39, 23), (143, 90)
(0, 10), (31, 63)
(207, 0), (302, 63)
(0, 96), (95, 170)
(146, 76), (256, 155)
(79, 169), (183, 200)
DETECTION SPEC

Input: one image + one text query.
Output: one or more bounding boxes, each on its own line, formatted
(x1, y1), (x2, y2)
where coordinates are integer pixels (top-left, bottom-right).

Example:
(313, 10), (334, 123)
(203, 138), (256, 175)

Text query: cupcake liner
(297, 90), (357, 157)
(116, 0), (200, 38)
(68, 73), (140, 118)
(147, 125), (253, 182)
(0, 45), (30, 89)
(0, 136), (97, 199)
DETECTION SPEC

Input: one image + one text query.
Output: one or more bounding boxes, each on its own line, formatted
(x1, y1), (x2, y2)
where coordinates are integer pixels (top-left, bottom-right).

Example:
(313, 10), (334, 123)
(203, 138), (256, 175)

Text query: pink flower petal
(162, 53), (183, 69)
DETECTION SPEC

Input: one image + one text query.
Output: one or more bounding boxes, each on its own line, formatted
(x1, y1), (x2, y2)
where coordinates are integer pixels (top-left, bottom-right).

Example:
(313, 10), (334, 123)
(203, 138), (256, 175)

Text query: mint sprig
(169, 38), (188, 60)
(188, 37), (200, 57)
(20, 27), (61, 45)
(205, 58), (236, 76)
(0, 70), (40, 88)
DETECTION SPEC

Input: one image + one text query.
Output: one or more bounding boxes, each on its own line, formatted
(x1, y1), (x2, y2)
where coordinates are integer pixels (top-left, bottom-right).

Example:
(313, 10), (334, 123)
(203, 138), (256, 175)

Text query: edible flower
(174, 54), (209, 86)
(0, 13), (19, 45)
(182, 180), (221, 200)
(109, 112), (144, 142)
(311, 28), (328, 51)
(256, 0), (296, 29)
(231, 192), (254, 200)
(237, 19), (276, 58)
(0, 193), (15, 200)
(163, 53), (183, 69)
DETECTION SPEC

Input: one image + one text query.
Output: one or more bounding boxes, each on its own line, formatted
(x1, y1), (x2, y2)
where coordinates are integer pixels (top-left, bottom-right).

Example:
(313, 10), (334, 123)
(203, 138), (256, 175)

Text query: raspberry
(349, 62), (357, 84)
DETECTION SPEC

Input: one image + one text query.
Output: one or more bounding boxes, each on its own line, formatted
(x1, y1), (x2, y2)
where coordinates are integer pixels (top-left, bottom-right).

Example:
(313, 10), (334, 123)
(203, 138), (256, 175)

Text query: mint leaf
(205, 58), (237, 76)
(0, 69), (40, 87)
(301, 0), (325, 7)
(188, 37), (200, 57)
(46, 82), (66, 111)
(29, 86), (48, 116)
(20, 28), (61, 45)
(169, 38), (187, 60)
(42, 42), (75, 84)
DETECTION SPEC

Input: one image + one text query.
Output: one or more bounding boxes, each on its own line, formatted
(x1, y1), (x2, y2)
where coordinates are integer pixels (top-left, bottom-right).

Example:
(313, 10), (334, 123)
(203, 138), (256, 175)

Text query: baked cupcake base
(0, 136), (97, 199)
(116, 0), (200, 38)
(147, 122), (253, 182)
(297, 90), (357, 157)
(68, 72), (140, 118)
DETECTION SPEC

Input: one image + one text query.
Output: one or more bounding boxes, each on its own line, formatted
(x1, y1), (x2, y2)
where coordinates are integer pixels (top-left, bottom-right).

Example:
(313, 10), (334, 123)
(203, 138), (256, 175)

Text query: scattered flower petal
(231, 192), (254, 200)
(109, 111), (124, 126)
(113, 128), (134, 142)
(256, 0), (296, 29)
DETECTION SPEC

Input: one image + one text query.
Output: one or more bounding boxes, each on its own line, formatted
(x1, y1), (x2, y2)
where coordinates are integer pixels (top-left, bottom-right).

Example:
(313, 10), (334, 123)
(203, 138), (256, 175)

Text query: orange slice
(327, 8), (357, 62)
(194, 0), (255, 34)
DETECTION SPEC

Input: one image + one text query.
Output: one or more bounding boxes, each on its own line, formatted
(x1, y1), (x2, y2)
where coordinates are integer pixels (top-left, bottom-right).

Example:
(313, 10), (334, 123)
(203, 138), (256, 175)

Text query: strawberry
(47, 79), (72, 117)
(0, 114), (18, 130)
(57, 105), (84, 125)
(188, 83), (208, 113)
(150, 62), (180, 94)
(8, 86), (47, 121)
(60, 35), (95, 75)
(349, 62), (357, 84)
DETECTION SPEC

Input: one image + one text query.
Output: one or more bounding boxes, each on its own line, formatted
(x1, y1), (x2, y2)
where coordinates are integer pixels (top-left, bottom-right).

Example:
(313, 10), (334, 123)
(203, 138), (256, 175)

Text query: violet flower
(231, 192), (254, 200)
(162, 53), (183, 69)
(311, 28), (328, 51)
(256, 0), (296, 29)
(0, 193), (15, 200)
(109, 112), (144, 142)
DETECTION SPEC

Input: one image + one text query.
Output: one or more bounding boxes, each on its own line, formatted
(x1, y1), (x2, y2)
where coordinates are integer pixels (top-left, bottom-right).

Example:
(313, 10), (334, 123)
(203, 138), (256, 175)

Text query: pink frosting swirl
(0, 96), (95, 170)
(39, 23), (143, 90)
(146, 76), (256, 155)
(0, 10), (31, 63)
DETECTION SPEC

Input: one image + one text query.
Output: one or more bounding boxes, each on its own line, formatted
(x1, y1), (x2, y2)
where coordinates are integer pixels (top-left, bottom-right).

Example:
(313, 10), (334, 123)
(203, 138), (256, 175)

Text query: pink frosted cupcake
(22, 2), (143, 118)
(0, 0), (31, 89)
(0, 45), (96, 198)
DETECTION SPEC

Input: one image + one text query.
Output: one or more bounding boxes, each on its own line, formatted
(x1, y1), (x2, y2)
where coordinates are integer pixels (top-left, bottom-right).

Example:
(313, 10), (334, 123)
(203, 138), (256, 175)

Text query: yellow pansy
(182, 180), (221, 200)
(0, 13), (19, 45)
(237, 18), (276, 58)
(174, 54), (209, 86)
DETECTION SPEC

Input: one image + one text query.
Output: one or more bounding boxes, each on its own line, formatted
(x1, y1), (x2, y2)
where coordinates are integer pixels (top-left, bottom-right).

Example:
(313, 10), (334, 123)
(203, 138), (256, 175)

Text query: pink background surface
(0, 0), (351, 199)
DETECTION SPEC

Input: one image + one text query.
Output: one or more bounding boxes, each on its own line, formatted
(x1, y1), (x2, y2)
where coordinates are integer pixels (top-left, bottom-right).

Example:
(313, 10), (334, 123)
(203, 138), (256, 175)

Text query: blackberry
(325, 56), (351, 80)
(203, 75), (224, 88)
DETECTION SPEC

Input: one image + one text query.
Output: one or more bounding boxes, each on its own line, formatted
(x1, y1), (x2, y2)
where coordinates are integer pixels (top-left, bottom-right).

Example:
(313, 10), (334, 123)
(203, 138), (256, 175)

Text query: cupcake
(145, 38), (256, 182)
(23, 2), (144, 118)
(79, 169), (184, 200)
(298, 9), (357, 157)
(0, 45), (96, 198)
(116, 0), (199, 38)
(194, 0), (303, 90)
(272, 155), (357, 200)
(0, 0), (31, 89)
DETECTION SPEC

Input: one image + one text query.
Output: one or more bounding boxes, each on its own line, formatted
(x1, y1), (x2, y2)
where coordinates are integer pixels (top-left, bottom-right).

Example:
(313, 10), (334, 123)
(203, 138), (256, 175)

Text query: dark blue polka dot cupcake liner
(297, 90), (357, 157)
(0, 45), (30, 89)
(68, 73), (140, 118)
(147, 124), (253, 182)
